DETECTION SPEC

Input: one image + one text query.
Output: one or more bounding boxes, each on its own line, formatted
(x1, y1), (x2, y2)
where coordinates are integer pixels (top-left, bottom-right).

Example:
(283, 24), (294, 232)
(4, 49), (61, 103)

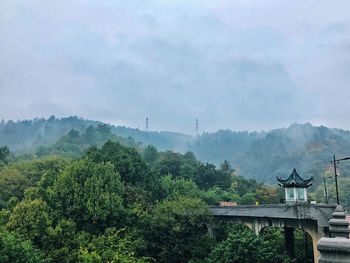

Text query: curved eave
(277, 172), (314, 188)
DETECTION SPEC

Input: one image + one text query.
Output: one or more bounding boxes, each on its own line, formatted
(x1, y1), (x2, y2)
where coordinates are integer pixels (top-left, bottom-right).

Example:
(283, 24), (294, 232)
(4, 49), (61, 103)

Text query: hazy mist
(1, 0), (350, 134)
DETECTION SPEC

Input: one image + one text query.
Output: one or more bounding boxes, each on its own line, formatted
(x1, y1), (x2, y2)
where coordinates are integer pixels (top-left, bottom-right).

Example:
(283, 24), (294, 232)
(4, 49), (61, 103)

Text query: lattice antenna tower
(145, 117), (149, 131)
(195, 118), (199, 137)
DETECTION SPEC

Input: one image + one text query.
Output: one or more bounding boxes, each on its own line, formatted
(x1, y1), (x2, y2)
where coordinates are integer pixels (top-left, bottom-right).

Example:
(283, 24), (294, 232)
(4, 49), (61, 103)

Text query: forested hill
(190, 123), (350, 184)
(111, 126), (193, 152)
(0, 116), (100, 151)
(2, 117), (350, 184)
(0, 116), (193, 153)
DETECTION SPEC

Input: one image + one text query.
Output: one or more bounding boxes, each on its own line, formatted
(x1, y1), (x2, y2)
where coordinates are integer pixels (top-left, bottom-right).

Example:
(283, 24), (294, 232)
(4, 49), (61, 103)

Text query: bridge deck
(210, 203), (336, 228)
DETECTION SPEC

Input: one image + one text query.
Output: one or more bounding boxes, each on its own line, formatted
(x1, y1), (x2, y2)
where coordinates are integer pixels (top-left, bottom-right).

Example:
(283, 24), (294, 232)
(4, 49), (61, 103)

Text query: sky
(1, 0), (350, 134)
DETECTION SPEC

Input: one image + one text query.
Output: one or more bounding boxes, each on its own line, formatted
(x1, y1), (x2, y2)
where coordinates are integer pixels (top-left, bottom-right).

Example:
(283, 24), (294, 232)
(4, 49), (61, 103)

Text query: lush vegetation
(0, 116), (192, 154)
(191, 123), (350, 182)
(2, 116), (348, 262)
(3, 117), (350, 186)
(0, 126), (315, 262)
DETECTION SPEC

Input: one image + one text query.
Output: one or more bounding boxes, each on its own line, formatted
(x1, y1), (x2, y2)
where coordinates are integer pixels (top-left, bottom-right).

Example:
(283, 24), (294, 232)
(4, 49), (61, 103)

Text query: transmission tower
(195, 118), (199, 137)
(145, 117), (149, 131)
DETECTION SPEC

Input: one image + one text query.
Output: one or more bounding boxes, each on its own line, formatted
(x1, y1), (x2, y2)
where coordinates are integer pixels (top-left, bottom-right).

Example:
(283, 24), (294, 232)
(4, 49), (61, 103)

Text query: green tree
(201, 186), (239, 205)
(84, 141), (162, 203)
(239, 192), (257, 205)
(0, 146), (10, 166)
(78, 228), (151, 263)
(206, 225), (291, 263)
(161, 175), (201, 200)
(156, 151), (182, 177)
(220, 160), (235, 176)
(10, 157), (68, 187)
(142, 145), (158, 165)
(6, 199), (52, 246)
(51, 158), (125, 232)
(0, 228), (48, 263)
(194, 163), (232, 190)
(43, 219), (78, 262)
(0, 157), (68, 209)
(256, 185), (281, 204)
(146, 196), (213, 263)
(0, 167), (29, 209)
(84, 141), (152, 186)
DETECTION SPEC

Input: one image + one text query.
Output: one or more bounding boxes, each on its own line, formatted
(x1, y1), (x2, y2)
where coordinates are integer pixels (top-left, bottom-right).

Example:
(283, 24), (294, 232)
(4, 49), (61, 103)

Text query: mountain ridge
(2, 116), (350, 184)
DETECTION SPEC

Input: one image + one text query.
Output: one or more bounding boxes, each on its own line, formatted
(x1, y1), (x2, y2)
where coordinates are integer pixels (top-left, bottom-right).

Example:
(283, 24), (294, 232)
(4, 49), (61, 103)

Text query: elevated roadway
(210, 203), (336, 263)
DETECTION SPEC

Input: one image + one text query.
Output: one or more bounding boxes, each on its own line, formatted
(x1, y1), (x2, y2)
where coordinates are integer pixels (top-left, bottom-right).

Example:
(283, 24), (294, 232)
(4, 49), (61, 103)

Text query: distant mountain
(190, 123), (350, 184)
(0, 116), (99, 151)
(111, 126), (193, 152)
(2, 117), (350, 185)
(0, 116), (193, 153)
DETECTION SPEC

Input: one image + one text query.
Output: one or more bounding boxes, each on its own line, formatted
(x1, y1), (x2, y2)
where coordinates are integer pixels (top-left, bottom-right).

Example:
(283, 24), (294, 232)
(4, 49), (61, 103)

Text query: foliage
(0, 146), (10, 166)
(145, 196), (214, 263)
(43, 219), (78, 262)
(206, 225), (292, 263)
(142, 145), (158, 165)
(35, 124), (137, 159)
(51, 158), (125, 232)
(201, 186), (239, 205)
(294, 228), (314, 263)
(0, 167), (29, 209)
(78, 228), (151, 263)
(0, 116), (193, 154)
(160, 175), (202, 200)
(84, 141), (162, 203)
(311, 176), (350, 209)
(0, 116), (99, 152)
(0, 227), (48, 263)
(0, 137), (315, 262)
(6, 199), (52, 246)
(0, 157), (67, 209)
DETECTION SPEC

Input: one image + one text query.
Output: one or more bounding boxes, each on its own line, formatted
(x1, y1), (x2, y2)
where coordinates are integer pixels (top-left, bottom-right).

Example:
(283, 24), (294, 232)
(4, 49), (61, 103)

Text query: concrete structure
(329, 205), (350, 238)
(317, 238), (350, 263)
(317, 205), (350, 262)
(210, 203), (336, 263)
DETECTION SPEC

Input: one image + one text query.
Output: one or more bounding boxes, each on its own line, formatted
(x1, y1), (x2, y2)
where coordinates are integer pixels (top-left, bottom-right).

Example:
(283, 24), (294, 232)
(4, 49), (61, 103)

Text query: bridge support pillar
(308, 230), (320, 263)
(284, 227), (295, 259)
(312, 236), (319, 263)
(207, 223), (215, 239)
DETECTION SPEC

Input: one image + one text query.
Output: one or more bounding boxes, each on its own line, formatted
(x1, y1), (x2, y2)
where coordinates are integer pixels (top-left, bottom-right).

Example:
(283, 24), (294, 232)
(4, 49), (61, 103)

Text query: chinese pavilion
(277, 169), (314, 202)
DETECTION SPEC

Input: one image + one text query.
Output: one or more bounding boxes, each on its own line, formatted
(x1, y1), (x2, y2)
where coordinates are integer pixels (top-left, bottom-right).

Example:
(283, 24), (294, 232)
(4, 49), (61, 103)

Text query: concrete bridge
(210, 203), (336, 263)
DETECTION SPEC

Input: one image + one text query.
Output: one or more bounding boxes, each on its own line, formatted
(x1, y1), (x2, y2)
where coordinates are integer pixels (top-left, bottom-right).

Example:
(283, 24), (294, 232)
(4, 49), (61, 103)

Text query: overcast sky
(1, 0), (350, 134)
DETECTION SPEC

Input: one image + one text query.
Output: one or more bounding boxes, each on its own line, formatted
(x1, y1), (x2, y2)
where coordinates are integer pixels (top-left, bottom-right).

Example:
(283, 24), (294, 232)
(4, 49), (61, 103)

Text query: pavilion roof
(277, 169), (314, 188)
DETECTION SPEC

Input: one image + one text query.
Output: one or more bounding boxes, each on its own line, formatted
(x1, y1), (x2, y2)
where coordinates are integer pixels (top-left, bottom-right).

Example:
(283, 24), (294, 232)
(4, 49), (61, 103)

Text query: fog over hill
(1, 116), (350, 184)
(0, 116), (194, 153)
(190, 123), (350, 184)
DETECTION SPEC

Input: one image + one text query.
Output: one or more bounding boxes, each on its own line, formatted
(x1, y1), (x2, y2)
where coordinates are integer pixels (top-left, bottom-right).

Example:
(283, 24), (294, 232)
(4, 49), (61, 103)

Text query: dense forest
(0, 123), (318, 262)
(0, 116), (192, 153)
(190, 123), (350, 183)
(2, 117), (350, 202)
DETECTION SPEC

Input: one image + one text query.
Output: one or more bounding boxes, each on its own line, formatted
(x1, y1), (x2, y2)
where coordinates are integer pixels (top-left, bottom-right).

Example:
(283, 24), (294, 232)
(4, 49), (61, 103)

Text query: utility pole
(333, 154), (340, 205)
(330, 155), (350, 205)
(323, 172), (329, 204)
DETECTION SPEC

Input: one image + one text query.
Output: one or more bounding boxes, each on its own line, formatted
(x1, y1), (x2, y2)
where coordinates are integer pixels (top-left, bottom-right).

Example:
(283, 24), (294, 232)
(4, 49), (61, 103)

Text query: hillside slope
(2, 117), (350, 185)
(190, 123), (350, 184)
(0, 116), (193, 153)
